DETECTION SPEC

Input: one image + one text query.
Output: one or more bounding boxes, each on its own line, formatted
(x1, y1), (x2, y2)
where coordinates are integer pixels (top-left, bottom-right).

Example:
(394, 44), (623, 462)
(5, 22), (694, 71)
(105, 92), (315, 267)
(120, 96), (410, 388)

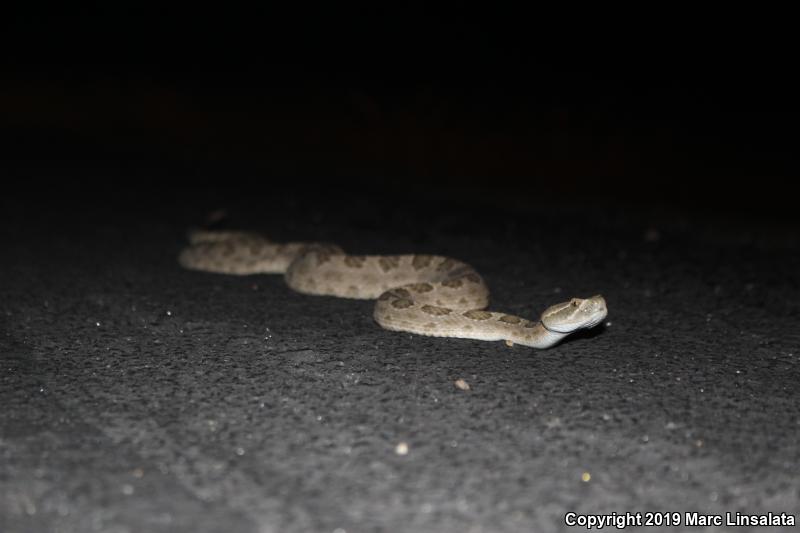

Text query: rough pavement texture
(1, 188), (798, 533)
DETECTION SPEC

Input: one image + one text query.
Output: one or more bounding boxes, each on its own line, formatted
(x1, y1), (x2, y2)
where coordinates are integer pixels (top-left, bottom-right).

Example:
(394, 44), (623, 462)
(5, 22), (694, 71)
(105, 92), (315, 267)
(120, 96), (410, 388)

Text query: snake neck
(510, 321), (569, 349)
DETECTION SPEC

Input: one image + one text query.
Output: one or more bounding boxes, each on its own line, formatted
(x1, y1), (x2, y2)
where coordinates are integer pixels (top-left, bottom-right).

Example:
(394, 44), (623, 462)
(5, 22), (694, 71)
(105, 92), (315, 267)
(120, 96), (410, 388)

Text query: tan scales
(178, 230), (608, 349)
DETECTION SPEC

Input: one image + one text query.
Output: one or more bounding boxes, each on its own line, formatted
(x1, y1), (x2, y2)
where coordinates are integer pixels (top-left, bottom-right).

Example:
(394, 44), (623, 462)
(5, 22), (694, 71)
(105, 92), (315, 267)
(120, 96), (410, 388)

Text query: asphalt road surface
(2, 186), (798, 532)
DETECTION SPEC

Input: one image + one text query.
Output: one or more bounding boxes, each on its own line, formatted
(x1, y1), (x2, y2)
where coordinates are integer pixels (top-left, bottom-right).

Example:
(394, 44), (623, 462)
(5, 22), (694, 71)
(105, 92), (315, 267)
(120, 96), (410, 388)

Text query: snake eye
(570, 299), (579, 307)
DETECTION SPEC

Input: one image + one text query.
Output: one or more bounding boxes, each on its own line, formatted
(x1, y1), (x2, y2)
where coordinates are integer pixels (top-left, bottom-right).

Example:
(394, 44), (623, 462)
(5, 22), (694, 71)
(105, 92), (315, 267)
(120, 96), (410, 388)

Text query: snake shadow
(559, 322), (609, 345)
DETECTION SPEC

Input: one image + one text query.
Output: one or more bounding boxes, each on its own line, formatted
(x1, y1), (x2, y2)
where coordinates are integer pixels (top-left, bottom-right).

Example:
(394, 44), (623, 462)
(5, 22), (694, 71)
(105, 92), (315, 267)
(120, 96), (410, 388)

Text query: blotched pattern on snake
(179, 231), (607, 348)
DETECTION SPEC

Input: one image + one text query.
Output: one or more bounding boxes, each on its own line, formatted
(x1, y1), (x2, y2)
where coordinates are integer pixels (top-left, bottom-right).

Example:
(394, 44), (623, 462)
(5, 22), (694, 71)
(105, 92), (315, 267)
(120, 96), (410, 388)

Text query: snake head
(540, 295), (608, 333)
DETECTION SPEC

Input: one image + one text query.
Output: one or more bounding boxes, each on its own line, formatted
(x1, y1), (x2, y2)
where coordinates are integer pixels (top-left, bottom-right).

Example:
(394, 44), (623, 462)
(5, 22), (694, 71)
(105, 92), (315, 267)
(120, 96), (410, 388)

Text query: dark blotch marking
(436, 258), (457, 272)
(391, 298), (415, 309)
(412, 255), (433, 270)
(463, 310), (492, 320)
(379, 257), (400, 272)
(345, 256), (366, 268)
(421, 305), (451, 316)
(314, 251), (332, 266)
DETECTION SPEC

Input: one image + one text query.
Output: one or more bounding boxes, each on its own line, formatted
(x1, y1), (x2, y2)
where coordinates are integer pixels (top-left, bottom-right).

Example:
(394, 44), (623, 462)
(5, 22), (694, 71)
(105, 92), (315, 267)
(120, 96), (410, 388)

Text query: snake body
(179, 231), (607, 348)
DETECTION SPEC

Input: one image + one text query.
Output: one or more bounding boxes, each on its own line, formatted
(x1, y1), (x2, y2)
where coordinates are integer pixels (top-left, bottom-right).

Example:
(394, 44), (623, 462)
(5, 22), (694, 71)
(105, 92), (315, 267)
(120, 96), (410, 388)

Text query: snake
(178, 230), (607, 348)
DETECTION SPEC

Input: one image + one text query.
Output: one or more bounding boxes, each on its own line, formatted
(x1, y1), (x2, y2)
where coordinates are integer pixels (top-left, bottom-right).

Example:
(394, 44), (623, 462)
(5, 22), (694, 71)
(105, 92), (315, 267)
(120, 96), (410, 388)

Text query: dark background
(2, 7), (798, 220)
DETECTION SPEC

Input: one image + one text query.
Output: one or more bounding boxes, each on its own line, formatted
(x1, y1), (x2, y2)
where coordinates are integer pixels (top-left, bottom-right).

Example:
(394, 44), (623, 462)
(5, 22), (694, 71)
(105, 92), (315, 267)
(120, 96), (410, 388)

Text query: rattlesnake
(178, 230), (607, 348)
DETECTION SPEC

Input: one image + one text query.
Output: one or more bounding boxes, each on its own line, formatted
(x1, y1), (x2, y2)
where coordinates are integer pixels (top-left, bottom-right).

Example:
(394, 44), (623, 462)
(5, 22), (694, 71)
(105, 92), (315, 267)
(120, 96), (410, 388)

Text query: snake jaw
(540, 295), (608, 333)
